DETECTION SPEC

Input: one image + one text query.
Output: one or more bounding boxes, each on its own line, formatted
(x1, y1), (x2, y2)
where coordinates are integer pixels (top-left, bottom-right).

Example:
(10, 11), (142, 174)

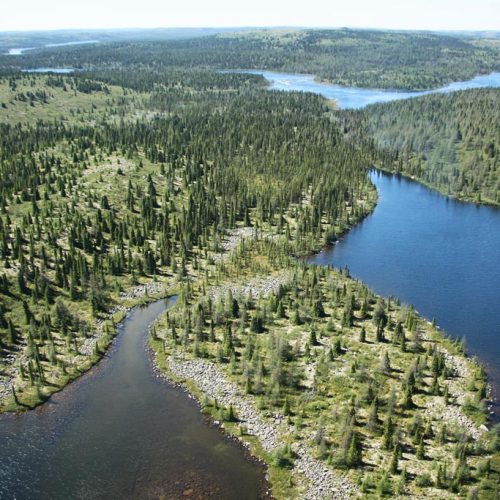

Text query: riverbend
(0, 298), (268, 499)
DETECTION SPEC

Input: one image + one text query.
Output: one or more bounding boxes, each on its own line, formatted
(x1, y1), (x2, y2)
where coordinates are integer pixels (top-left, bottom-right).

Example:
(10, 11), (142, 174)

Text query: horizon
(2, 0), (499, 33)
(2, 25), (500, 35)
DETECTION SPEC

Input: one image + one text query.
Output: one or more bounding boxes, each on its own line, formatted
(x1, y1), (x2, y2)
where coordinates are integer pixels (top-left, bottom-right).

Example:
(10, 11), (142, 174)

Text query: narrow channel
(0, 298), (267, 499)
(249, 70), (500, 108)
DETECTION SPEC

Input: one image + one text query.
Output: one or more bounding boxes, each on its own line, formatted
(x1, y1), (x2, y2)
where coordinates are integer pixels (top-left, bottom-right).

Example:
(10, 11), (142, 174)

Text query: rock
(161, 355), (357, 499)
(120, 282), (166, 300)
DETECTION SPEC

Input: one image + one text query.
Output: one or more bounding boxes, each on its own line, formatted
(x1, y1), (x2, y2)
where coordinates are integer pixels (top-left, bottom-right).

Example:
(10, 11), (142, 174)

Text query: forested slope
(365, 89), (500, 204)
(0, 70), (374, 410)
(2, 29), (499, 90)
(0, 37), (498, 499)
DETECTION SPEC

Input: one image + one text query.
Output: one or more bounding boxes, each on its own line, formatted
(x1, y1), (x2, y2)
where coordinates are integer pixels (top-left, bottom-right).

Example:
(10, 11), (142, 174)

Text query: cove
(0, 298), (267, 499)
(246, 70), (500, 108)
(307, 171), (500, 418)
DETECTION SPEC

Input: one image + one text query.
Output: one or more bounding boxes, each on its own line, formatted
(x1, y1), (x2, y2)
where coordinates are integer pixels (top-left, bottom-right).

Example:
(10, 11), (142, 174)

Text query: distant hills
(2, 26), (500, 53)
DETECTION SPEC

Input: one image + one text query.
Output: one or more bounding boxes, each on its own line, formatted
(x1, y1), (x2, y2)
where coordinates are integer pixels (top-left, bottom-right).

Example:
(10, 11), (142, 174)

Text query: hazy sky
(2, 0), (499, 32)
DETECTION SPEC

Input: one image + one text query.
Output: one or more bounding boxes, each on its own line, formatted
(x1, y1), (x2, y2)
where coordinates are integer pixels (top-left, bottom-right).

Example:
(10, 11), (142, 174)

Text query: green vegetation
(0, 27), (243, 54)
(0, 31), (499, 498)
(364, 88), (500, 204)
(154, 236), (498, 498)
(0, 74), (120, 124)
(0, 69), (374, 412)
(2, 29), (500, 90)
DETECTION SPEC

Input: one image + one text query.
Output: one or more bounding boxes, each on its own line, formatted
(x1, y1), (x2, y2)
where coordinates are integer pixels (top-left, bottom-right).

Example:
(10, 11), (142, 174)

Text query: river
(252, 70), (500, 418)
(307, 171), (500, 418)
(1, 63), (499, 496)
(7, 40), (99, 56)
(248, 70), (500, 108)
(0, 298), (267, 499)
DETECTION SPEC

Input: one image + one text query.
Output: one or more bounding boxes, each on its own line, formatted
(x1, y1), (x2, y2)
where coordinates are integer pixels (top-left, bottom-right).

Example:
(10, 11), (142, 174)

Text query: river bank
(249, 70), (500, 109)
(2, 162), (497, 498)
(0, 276), (177, 412)
(0, 166), (376, 414)
(0, 295), (270, 499)
(150, 230), (497, 498)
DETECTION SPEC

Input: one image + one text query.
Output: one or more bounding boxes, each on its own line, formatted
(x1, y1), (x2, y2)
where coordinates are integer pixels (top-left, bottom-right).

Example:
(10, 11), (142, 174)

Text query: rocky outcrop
(211, 227), (255, 263)
(210, 273), (292, 302)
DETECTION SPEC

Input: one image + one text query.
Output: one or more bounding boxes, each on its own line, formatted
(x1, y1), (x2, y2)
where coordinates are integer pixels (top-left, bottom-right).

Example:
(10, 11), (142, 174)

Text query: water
(2, 63), (498, 496)
(7, 40), (99, 56)
(247, 70), (500, 108)
(8, 47), (35, 55)
(307, 171), (500, 416)
(23, 68), (75, 74)
(0, 298), (267, 499)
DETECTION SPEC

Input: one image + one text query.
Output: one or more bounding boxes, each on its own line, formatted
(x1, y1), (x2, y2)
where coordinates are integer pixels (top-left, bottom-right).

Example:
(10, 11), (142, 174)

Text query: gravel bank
(417, 327), (487, 439)
(212, 227), (255, 263)
(165, 355), (357, 499)
(210, 272), (292, 302)
(120, 281), (167, 300)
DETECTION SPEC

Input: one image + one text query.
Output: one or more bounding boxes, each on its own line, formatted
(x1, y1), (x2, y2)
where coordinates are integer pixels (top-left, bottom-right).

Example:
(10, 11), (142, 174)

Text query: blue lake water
(7, 40), (99, 56)
(259, 71), (500, 417)
(249, 70), (500, 108)
(307, 171), (500, 416)
(23, 68), (75, 74)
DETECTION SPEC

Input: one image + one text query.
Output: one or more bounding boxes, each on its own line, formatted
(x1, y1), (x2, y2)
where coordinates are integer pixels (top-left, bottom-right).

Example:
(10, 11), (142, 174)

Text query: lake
(248, 70), (500, 108)
(23, 68), (75, 74)
(307, 171), (500, 417)
(0, 298), (268, 499)
(1, 59), (499, 497)
(7, 40), (99, 56)
(255, 70), (500, 418)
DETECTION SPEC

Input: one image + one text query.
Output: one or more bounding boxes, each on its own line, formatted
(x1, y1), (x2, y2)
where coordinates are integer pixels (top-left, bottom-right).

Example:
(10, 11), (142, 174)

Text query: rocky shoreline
(157, 354), (358, 500)
(1, 221), (492, 498)
(418, 327), (489, 440)
(0, 227), (250, 408)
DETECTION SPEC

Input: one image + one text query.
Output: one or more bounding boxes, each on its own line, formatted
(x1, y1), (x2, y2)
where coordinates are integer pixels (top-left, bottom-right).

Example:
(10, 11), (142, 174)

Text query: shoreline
(1, 178), (495, 497)
(146, 332), (274, 498)
(150, 336), (357, 499)
(0, 280), (176, 413)
(150, 272), (492, 498)
(148, 227), (492, 498)
(376, 165), (500, 208)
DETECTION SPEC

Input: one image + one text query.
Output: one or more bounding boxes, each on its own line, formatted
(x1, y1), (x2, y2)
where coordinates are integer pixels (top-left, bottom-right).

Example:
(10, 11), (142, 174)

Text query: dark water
(308, 171), (500, 416)
(0, 298), (267, 499)
(248, 70), (500, 108)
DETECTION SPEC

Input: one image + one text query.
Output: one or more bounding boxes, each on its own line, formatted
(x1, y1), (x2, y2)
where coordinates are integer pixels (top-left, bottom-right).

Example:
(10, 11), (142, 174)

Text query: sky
(2, 0), (499, 32)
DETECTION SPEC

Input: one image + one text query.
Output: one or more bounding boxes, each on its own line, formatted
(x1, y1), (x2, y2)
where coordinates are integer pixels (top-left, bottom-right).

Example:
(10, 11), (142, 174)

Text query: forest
(0, 31), (499, 499)
(0, 27), (236, 53)
(0, 68), (374, 410)
(363, 89), (500, 204)
(1, 29), (500, 90)
(155, 237), (499, 498)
